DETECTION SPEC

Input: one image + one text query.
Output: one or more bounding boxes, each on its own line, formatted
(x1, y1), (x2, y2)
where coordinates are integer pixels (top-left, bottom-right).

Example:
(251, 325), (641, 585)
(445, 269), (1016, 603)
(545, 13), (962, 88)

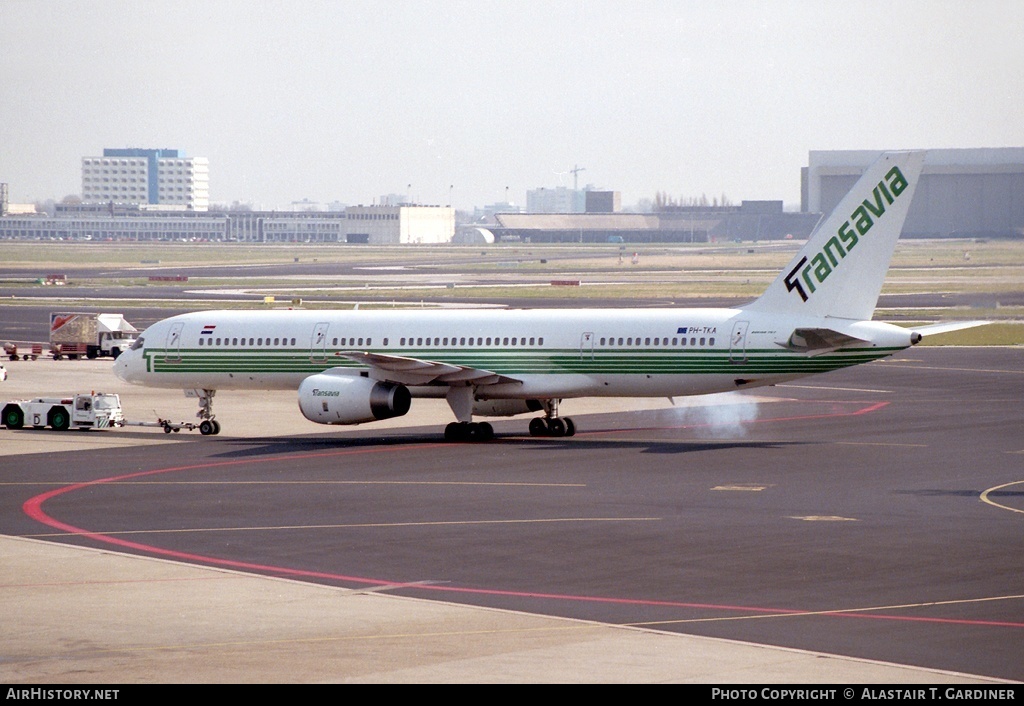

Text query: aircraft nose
(113, 347), (143, 383)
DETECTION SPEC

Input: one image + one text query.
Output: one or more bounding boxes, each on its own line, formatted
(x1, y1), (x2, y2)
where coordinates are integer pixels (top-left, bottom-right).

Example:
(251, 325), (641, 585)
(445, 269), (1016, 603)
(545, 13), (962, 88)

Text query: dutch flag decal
(201, 325), (216, 335)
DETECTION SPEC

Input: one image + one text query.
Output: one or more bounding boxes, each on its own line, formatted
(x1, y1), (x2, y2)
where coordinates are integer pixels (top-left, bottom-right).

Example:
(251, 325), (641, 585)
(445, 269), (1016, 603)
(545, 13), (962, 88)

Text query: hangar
(803, 148), (1024, 238)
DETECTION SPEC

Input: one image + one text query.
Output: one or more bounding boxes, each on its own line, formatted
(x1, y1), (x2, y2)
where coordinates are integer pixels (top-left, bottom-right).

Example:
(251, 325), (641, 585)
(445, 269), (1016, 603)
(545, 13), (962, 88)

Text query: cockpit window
(130, 337), (144, 351)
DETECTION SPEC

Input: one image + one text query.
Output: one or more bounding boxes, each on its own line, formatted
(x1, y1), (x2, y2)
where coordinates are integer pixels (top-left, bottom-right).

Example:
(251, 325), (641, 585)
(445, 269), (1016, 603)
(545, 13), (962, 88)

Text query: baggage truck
(50, 312), (138, 360)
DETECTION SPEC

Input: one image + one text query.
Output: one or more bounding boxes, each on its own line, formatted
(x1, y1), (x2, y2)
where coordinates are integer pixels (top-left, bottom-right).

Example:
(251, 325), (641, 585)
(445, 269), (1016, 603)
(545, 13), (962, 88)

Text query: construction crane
(570, 164), (586, 191)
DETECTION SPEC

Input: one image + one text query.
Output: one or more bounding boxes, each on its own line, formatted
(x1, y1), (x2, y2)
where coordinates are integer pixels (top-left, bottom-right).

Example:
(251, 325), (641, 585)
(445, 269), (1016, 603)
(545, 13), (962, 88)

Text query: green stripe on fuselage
(143, 346), (898, 378)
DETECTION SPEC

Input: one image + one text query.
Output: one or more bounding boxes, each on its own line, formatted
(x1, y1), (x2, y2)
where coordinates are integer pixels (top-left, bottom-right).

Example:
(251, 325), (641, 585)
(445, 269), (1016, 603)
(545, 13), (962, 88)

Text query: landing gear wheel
(211, 420), (221, 435)
(199, 420), (216, 436)
(529, 417), (547, 437)
(563, 417), (576, 437)
(547, 417), (566, 437)
(445, 421), (494, 442)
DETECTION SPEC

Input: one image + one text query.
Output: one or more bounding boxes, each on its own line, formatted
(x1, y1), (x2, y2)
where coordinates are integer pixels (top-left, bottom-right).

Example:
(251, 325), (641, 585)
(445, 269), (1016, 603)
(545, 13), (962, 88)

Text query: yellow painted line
(880, 363), (1024, 375)
(980, 480), (1024, 515)
(630, 593), (1024, 627)
(787, 515), (859, 522)
(777, 384), (892, 393)
(59, 622), (613, 656)
(836, 441), (928, 448)
(711, 484), (769, 492)
(25, 516), (661, 538)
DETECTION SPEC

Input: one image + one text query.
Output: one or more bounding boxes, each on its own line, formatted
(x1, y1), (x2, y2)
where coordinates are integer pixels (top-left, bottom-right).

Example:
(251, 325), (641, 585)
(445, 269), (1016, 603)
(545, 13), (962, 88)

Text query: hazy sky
(2, 0), (1022, 210)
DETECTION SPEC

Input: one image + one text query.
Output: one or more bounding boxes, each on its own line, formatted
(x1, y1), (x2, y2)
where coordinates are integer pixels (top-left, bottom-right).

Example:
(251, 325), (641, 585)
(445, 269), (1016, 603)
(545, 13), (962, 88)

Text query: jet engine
(472, 399), (543, 417)
(298, 372), (411, 425)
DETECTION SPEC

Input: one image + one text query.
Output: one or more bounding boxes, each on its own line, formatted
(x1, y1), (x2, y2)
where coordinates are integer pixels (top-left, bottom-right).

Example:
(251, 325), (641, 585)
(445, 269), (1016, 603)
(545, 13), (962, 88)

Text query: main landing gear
(528, 399), (576, 438)
(441, 389), (576, 442)
(192, 388), (221, 436)
(444, 421), (494, 442)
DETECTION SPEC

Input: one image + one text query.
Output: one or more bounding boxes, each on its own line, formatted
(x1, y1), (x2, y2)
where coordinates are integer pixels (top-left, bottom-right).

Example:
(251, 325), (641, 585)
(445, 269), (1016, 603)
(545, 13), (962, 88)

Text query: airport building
(344, 205), (455, 245)
(0, 202), (454, 244)
(803, 148), (1024, 238)
(489, 201), (819, 244)
(81, 148), (210, 211)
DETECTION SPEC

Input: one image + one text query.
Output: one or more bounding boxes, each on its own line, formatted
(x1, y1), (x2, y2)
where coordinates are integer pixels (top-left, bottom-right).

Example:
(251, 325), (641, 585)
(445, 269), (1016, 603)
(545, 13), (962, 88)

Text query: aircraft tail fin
(747, 151), (927, 321)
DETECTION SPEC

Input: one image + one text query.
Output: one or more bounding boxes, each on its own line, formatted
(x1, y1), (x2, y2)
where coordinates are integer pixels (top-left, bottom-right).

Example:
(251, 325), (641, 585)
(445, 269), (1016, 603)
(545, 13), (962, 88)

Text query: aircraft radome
(114, 151), (985, 440)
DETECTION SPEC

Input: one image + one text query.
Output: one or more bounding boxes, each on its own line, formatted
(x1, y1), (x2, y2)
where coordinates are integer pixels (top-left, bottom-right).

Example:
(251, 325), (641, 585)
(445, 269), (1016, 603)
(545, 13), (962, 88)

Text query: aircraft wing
(781, 328), (869, 356)
(335, 351), (522, 387)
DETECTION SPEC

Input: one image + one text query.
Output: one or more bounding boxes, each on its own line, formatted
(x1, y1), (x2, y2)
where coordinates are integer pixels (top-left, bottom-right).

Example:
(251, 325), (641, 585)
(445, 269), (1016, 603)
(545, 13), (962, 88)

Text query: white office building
(81, 148), (209, 211)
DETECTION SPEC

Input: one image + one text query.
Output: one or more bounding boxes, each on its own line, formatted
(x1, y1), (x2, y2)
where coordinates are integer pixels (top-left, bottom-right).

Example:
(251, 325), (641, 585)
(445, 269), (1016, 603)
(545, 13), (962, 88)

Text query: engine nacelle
(298, 372), (411, 425)
(472, 399), (543, 418)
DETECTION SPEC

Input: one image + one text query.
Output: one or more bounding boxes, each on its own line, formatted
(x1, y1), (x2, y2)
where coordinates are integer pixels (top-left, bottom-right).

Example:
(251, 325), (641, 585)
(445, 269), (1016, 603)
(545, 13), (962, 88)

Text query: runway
(1, 347), (1022, 683)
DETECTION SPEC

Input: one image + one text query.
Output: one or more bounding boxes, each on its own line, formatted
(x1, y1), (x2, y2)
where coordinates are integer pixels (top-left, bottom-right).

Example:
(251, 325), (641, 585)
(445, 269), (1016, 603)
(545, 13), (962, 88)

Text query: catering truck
(50, 312), (138, 360)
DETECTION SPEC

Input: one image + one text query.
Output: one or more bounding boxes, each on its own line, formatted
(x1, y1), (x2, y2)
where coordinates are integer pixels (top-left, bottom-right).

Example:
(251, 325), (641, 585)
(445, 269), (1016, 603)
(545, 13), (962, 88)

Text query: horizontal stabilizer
(782, 328), (869, 355)
(910, 321), (991, 338)
(336, 351), (521, 387)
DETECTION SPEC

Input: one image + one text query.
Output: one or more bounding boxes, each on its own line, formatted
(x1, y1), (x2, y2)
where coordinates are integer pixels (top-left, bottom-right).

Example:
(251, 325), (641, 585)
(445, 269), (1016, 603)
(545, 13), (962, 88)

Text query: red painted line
(21, 419), (1024, 631)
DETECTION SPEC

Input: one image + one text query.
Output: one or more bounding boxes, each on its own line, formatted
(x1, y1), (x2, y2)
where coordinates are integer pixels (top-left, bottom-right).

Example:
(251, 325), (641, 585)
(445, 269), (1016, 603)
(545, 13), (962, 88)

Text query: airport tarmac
(1, 351), (1021, 684)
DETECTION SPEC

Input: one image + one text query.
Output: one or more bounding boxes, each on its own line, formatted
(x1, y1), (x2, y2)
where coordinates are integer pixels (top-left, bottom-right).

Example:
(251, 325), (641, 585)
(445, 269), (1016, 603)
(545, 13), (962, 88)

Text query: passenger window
(538, 337), (544, 345)
(709, 337), (715, 346)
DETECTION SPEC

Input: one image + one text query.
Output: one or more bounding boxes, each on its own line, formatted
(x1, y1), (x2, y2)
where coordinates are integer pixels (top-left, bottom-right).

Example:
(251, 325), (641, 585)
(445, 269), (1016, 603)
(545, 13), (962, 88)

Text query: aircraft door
(165, 322), (184, 363)
(580, 331), (595, 360)
(729, 321), (749, 363)
(310, 322), (330, 363)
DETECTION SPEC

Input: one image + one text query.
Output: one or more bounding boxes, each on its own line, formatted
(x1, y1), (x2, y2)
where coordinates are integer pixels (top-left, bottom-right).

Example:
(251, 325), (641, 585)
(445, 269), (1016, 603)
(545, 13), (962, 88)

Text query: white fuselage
(114, 307), (913, 401)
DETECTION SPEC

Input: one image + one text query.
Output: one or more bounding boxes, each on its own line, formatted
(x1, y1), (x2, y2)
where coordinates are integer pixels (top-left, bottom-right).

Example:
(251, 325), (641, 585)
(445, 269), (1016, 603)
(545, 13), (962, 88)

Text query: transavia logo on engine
(785, 165), (910, 303)
(311, 388), (340, 397)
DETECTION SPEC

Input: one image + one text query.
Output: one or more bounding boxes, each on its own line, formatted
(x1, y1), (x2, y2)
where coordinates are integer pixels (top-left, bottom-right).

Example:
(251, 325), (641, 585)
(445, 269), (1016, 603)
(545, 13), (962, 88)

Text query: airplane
(114, 151), (984, 440)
